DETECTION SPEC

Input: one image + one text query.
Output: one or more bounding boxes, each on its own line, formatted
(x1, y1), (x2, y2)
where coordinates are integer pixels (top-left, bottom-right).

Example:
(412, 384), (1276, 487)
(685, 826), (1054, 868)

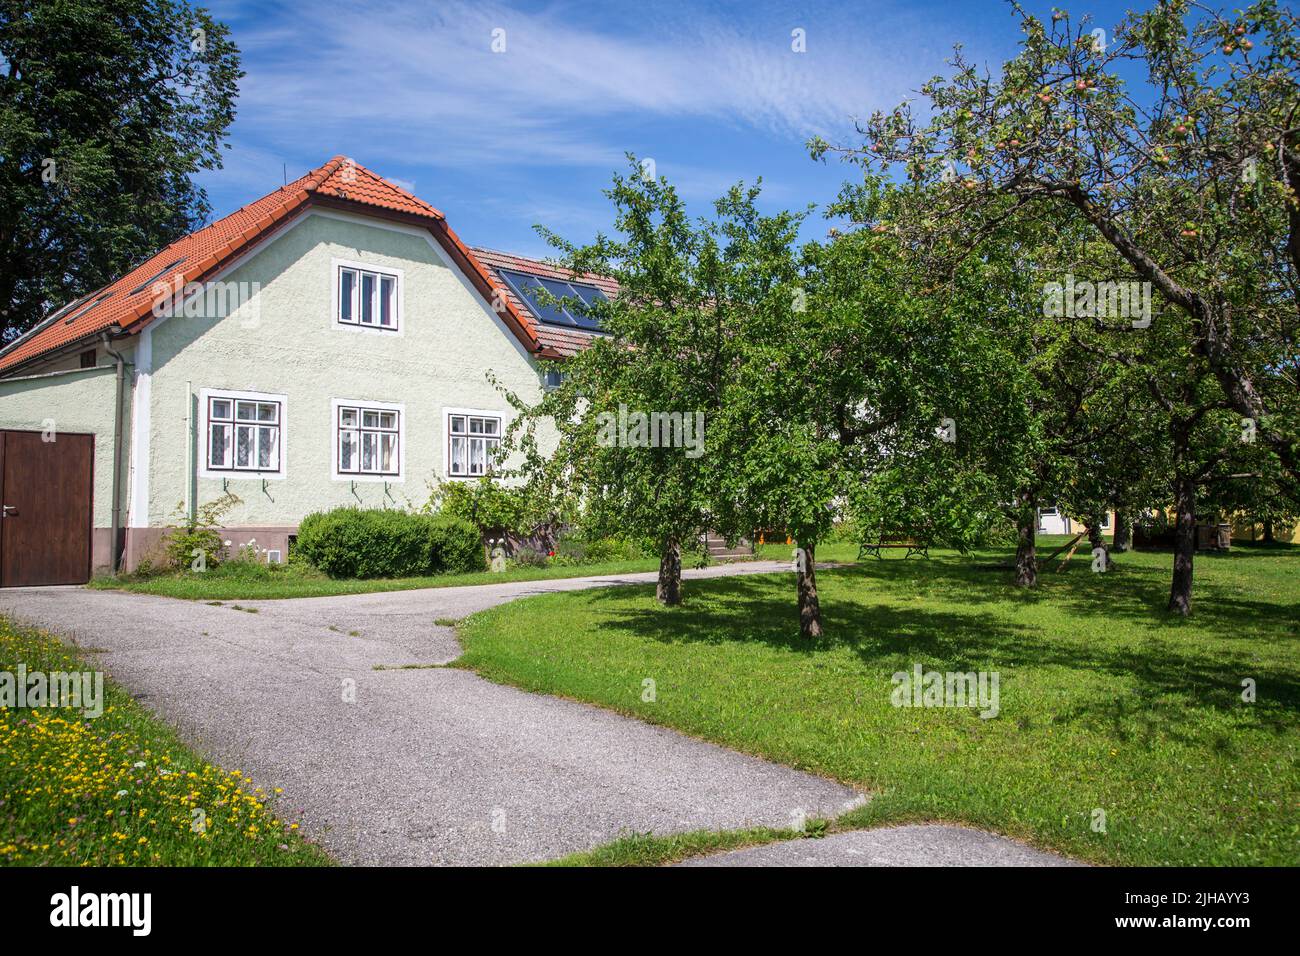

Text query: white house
(1037, 504), (1111, 536)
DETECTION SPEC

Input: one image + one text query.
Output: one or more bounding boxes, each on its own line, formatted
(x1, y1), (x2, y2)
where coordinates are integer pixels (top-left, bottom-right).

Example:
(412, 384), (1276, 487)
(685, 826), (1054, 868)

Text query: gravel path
(678, 825), (1082, 867)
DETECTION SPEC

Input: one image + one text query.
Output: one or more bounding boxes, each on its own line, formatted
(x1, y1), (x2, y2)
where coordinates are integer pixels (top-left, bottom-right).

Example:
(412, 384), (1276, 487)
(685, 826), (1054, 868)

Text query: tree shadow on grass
(831, 546), (1299, 637)
(581, 560), (1300, 738)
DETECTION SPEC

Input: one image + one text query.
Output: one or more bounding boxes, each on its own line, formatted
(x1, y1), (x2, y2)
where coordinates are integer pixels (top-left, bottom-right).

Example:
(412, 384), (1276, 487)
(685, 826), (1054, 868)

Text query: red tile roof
(0, 156), (554, 373)
(472, 247), (614, 358)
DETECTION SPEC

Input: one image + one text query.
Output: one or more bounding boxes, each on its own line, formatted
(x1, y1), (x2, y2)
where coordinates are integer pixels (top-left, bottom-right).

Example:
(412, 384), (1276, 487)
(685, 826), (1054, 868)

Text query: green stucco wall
(144, 209), (552, 528)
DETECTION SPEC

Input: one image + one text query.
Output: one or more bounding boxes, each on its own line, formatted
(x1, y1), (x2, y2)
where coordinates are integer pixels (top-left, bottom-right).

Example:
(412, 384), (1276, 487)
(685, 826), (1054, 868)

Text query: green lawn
(457, 540), (1300, 866)
(0, 617), (332, 866)
(90, 556), (665, 601)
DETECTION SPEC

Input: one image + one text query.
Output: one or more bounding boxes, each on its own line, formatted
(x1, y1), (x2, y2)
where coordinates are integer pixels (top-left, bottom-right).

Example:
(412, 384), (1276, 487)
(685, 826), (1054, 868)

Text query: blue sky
(199, 0), (1139, 257)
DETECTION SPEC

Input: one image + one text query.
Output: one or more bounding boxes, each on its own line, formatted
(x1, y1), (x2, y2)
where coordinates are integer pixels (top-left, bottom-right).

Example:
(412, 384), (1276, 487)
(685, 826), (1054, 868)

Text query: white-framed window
(333, 399), (403, 480)
(198, 388), (287, 479)
(1099, 513), (1111, 529)
(1039, 505), (1058, 517)
(334, 259), (401, 331)
(445, 409), (503, 477)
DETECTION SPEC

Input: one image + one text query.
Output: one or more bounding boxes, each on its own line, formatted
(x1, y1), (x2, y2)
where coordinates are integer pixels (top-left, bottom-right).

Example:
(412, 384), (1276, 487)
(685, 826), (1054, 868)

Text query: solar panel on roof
(567, 284), (607, 331)
(497, 268), (605, 333)
(498, 269), (572, 327)
(536, 277), (577, 303)
(572, 284), (607, 306)
(536, 277), (599, 331)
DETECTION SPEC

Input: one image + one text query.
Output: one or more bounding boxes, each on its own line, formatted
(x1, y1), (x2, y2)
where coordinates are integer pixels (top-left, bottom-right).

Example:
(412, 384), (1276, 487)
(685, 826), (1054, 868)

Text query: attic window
(79, 349), (96, 369)
(128, 259), (186, 295)
(336, 263), (399, 331)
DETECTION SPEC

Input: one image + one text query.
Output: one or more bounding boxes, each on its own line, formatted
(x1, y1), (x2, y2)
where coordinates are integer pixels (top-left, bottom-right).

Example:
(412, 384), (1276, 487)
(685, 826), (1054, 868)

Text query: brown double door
(0, 430), (94, 586)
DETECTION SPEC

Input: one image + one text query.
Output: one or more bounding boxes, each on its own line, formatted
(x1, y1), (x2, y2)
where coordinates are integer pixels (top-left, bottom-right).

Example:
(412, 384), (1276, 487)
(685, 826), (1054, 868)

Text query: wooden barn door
(0, 430), (94, 586)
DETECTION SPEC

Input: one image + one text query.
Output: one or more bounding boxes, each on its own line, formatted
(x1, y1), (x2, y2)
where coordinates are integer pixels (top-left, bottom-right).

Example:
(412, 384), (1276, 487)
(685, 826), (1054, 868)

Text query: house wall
(1037, 510), (1071, 535)
(1231, 517), (1300, 544)
(0, 364), (133, 572)
(1037, 508), (1114, 537)
(138, 208), (552, 561)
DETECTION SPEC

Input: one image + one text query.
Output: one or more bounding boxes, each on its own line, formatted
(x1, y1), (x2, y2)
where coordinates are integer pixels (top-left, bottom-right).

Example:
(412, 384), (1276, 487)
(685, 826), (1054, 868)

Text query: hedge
(294, 508), (484, 578)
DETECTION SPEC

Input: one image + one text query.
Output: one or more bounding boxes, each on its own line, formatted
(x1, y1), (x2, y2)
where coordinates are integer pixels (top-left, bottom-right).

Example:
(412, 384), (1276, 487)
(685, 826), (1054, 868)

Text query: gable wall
(142, 209), (551, 532)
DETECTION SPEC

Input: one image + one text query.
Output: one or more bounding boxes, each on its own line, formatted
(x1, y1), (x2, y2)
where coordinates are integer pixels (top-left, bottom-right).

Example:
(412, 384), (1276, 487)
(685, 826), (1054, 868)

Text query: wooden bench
(858, 536), (930, 560)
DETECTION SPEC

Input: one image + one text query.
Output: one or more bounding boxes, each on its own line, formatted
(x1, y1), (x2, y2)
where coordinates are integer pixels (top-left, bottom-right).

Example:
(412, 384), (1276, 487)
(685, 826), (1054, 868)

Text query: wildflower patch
(0, 617), (329, 866)
(0, 664), (103, 718)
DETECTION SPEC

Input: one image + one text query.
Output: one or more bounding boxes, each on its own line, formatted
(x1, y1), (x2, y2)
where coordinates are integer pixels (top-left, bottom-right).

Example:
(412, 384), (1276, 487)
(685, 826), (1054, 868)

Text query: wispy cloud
(197, 0), (1017, 249)
(221, 0), (930, 172)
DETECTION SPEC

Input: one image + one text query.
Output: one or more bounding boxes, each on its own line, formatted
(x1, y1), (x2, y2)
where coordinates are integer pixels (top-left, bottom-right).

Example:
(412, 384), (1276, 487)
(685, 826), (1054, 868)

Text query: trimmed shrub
(428, 515), (485, 574)
(295, 508), (484, 579)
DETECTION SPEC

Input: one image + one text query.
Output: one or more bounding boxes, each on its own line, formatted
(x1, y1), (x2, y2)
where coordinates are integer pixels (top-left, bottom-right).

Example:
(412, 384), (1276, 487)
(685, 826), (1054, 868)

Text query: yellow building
(1231, 517), (1300, 544)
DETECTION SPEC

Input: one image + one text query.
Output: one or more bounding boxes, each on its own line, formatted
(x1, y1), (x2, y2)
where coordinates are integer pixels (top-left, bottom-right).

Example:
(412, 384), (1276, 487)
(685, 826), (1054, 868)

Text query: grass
(0, 617), (333, 866)
(89, 555), (665, 601)
(539, 825), (808, 866)
(456, 539), (1300, 866)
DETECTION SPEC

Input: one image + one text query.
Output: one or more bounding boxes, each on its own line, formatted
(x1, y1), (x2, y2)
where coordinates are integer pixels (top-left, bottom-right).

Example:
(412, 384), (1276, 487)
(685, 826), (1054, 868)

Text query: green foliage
(163, 493), (241, 572)
(811, 0), (1300, 611)
(427, 515), (485, 575)
(510, 158), (787, 588)
(295, 508), (484, 579)
(423, 477), (530, 534)
(822, 0), (1300, 503)
(0, 0), (243, 342)
(509, 549), (550, 569)
(295, 509), (424, 578)
(826, 520), (861, 544)
(552, 533), (645, 566)
(851, 459), (1009, 554)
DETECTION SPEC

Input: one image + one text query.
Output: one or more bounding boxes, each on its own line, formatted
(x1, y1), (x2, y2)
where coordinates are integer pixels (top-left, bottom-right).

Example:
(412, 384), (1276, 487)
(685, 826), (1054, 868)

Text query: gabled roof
(0, 157), (553, 373)
(472, 247), (616, 358)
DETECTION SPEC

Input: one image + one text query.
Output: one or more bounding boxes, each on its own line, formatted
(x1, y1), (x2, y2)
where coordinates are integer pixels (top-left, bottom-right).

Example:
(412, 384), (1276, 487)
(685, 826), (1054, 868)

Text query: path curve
(2, 562), (866, 865)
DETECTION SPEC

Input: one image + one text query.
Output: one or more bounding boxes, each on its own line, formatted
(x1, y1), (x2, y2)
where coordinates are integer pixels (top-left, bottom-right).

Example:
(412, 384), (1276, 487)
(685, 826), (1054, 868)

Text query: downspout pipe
(100, 329), (127, 575)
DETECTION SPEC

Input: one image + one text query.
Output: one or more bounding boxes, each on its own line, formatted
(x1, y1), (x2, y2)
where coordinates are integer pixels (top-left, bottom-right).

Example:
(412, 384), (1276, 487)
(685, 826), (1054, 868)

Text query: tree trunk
(1262, 519), (1275, 543)
(656, 537), (682, 606)
(1087, 516), (1113, 570)
(1113, 510), (1131, 552)
(1168, 477), (1195, 616)
(1014, 497), (1037, 587)
(796, 540), (823, 639)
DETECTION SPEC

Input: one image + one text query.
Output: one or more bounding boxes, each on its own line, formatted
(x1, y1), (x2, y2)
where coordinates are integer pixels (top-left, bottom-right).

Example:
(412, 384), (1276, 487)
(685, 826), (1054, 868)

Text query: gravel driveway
(679, 825), (1079, 867)
(2, 562), (870, 865)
